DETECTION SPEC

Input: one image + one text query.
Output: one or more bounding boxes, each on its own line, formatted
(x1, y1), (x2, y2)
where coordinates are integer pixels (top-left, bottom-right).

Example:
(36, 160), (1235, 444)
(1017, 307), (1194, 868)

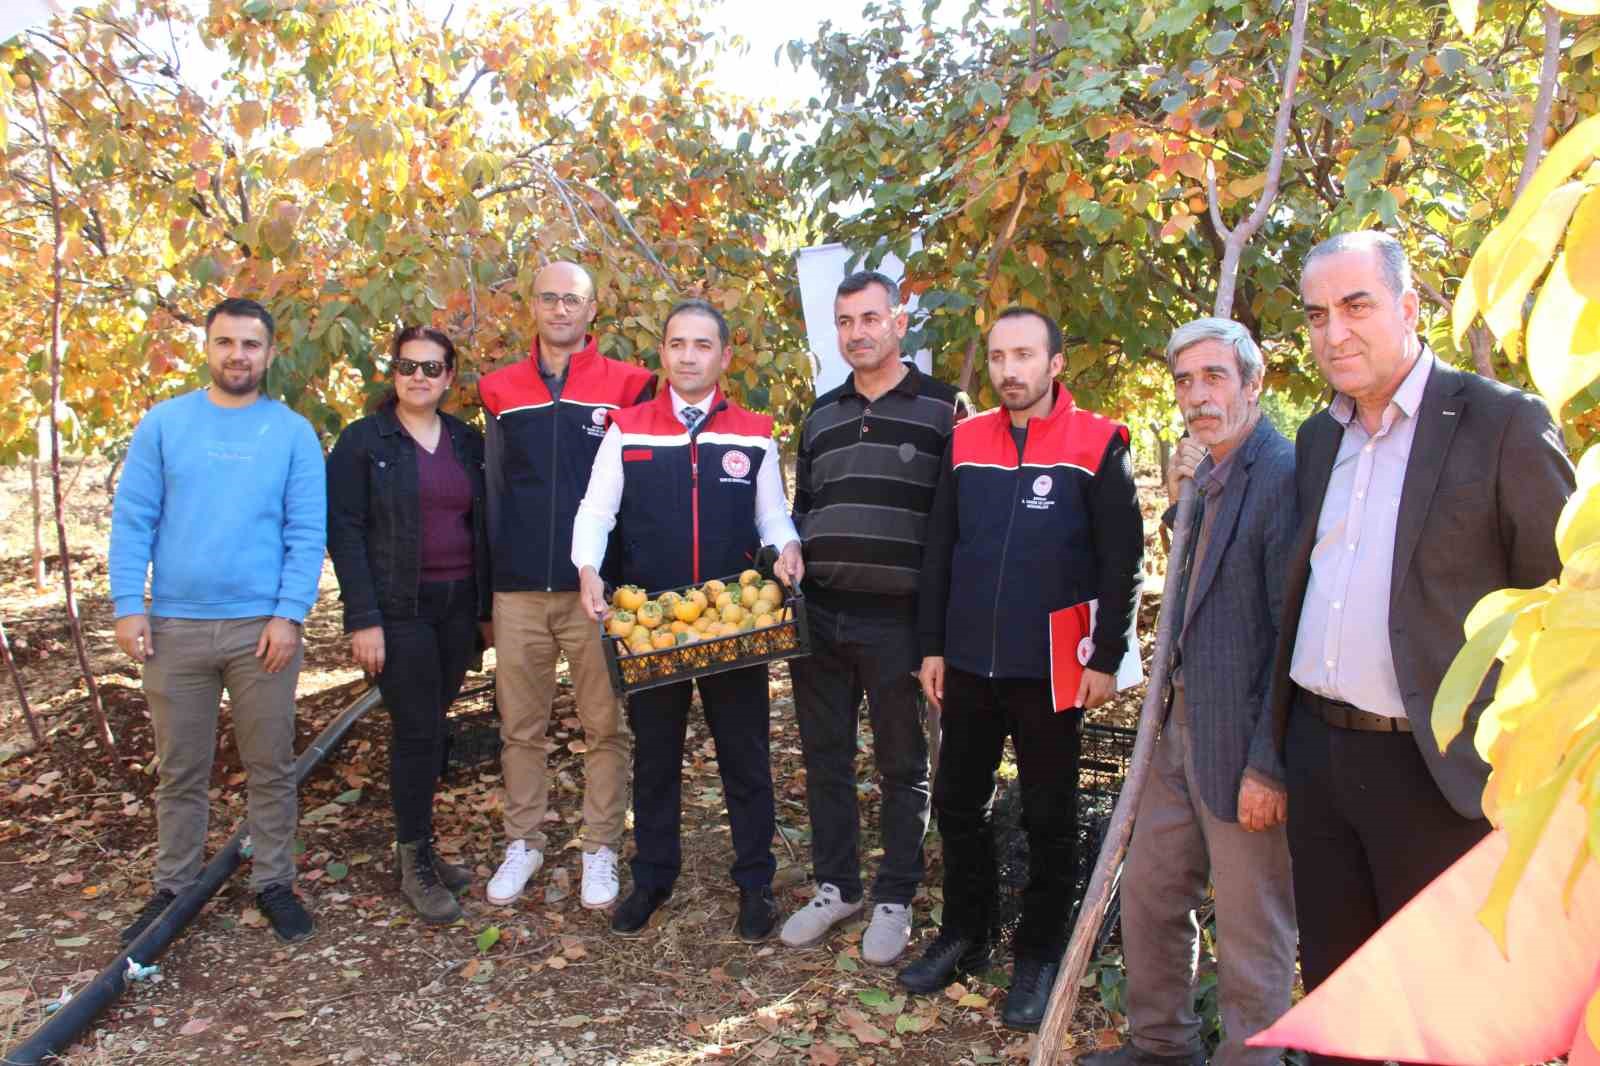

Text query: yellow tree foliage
(1438, 111), (1600, 1049)
(0, 0), (812, 458)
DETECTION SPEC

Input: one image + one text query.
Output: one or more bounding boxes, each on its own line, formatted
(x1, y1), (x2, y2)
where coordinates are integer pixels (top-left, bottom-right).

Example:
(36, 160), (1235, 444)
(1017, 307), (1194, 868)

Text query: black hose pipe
(2, 686), (384, 1066)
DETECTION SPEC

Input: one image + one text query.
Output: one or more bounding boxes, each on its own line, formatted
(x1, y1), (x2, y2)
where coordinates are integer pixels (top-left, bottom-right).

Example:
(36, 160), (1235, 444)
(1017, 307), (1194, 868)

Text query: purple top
(415, 435), (474, 582)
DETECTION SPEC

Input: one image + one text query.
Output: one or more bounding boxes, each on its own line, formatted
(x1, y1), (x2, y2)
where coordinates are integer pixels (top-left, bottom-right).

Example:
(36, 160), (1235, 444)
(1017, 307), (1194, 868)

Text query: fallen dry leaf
(178, 1016), (213, 1036)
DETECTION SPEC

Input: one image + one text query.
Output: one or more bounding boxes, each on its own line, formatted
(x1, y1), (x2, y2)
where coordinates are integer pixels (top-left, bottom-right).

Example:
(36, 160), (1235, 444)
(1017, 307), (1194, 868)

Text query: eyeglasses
(537, 291), (590, 311)
(393, 358), (447, 379)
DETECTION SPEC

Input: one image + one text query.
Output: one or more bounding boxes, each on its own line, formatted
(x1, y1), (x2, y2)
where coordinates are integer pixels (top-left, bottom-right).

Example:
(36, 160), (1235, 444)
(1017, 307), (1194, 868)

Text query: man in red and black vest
(907, 307), (1144, 1030)
(477, 261), (655, 911)
(574, 299), (804, 942)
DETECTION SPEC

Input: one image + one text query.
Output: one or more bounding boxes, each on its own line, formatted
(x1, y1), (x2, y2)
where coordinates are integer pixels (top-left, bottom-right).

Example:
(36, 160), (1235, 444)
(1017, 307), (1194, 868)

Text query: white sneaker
(861, 902), (913, 965)
(779, 882), (863, 947)
(580, 846), (620, 909)
(486, 840), (543, 905)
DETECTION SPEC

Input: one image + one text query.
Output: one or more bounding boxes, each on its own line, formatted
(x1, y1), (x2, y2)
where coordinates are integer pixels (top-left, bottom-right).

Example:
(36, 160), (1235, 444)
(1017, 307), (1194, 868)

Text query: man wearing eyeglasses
(477, 261), (656, 911)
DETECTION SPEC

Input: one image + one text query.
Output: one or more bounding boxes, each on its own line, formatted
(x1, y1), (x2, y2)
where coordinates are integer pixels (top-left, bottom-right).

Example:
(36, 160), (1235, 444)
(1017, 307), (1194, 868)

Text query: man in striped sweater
(780, 271), (960, 965)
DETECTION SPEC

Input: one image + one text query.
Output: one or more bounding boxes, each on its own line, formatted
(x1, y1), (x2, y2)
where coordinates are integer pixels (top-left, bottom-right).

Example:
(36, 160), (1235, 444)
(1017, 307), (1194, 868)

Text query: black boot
(897, 932), (992, 994)
(611, 885), (671, 937)
(1001, 955), (1061, 1031)
(737, 886), (779, 943)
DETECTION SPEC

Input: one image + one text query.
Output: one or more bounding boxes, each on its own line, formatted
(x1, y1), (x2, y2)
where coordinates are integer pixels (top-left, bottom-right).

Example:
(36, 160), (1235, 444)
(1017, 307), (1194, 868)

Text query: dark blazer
(326, 405), (491, 633)
(1268, 356), (1575, 818)
(1166, 414), (1297, 822)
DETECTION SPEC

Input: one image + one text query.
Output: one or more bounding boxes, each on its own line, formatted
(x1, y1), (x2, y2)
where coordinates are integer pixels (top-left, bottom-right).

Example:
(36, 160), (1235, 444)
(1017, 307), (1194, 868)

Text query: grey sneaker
(779, 883), (862, 947)
(861, 902), (913, 965)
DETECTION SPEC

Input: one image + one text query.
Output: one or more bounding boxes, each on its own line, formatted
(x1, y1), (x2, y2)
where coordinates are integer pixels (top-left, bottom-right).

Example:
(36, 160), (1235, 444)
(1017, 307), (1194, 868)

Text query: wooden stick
(1030, 481), (1196, 1065)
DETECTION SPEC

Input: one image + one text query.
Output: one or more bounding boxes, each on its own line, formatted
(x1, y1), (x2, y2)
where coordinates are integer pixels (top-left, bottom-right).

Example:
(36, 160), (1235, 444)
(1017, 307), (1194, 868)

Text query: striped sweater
(793, 364), (960, 616)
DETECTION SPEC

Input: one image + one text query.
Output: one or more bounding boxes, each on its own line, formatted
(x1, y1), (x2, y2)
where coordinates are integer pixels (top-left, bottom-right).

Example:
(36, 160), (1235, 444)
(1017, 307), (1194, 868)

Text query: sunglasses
(393, 358), (447, 379)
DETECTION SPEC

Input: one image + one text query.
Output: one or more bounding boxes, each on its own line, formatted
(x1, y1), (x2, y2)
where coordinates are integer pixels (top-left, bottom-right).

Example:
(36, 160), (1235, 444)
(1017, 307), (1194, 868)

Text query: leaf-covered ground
(0, 460), (1166, 1064)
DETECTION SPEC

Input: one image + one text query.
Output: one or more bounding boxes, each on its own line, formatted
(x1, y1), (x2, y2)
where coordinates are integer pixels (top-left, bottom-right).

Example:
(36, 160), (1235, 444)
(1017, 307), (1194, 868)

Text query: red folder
(1049, 599), (1142, 712)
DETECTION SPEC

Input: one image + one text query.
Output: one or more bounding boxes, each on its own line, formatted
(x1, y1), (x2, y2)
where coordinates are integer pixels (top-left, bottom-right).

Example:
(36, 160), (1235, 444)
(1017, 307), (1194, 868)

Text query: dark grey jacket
(1166, 414), (1296, 821)
(1269, 359), (1574, 818)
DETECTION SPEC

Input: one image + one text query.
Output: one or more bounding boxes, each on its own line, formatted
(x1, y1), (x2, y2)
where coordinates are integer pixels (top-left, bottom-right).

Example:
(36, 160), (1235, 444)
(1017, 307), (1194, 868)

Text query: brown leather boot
(397, 839), (463, 925)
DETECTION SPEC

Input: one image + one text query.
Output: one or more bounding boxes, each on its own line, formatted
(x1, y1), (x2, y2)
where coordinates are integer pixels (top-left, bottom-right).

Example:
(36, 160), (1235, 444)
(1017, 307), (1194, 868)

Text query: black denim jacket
(326, 405), (491, 632)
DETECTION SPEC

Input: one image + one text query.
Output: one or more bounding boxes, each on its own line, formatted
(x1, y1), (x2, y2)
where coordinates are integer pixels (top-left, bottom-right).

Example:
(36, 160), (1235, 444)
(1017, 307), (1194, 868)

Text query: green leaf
(323, 861), (349, 883)
(856, 988), (891, 1007)
(476, 924), (501, 953)
(976, 82), (1002, 108)
(835, 953), (860, 972)
(334, 788), (362, 805)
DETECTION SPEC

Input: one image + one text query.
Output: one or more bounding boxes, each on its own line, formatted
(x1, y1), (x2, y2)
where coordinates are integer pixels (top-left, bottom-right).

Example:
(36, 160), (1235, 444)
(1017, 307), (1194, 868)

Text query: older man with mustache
(1083, 317), (1297, 1066)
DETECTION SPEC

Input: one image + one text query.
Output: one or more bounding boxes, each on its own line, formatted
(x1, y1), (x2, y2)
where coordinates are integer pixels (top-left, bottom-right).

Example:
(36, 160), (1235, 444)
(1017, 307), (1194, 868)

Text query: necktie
(682, 406), (703, 431)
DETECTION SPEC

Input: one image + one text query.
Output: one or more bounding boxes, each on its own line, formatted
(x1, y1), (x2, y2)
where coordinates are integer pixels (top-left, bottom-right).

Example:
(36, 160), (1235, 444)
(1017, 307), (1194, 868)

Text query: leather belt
(1304, 691), (1413, 734)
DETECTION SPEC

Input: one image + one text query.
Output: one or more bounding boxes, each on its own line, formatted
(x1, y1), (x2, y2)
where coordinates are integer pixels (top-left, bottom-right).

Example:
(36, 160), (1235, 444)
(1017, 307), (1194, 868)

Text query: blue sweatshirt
(110, 390), (326, 622)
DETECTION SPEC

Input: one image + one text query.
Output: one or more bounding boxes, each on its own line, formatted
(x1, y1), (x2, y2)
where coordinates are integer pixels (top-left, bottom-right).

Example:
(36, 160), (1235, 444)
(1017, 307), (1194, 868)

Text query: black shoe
(257, 883), (315, 943)
(119, 889), (178, 946)
(896, 932), (992, 994)
(610, 886), (670, 938)
(1001, 956), (1061, 1031)
(1078, 1044), (1209, 1066)
(736, 887), (779, 943)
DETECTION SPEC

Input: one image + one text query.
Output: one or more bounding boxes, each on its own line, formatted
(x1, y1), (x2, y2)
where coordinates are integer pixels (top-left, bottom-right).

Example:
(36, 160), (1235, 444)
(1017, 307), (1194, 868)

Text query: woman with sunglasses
(327, 326), (491, 924)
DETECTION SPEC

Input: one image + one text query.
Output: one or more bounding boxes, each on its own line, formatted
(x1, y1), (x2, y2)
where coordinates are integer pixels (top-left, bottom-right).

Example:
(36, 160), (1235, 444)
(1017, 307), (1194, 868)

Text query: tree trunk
(957, 189), (1030, 395)
(33, 76), (115, 758)
(1515, 5), (1563, 202)
(1, 618), (44, 749)
(1034, 1), (1310, 1058)
(30, 455), (46, 591)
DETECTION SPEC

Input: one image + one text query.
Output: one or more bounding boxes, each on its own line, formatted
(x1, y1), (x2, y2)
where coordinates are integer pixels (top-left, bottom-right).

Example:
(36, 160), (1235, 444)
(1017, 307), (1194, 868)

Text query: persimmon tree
(788, 0), (1600, 438)
(0, 0), (810, 464)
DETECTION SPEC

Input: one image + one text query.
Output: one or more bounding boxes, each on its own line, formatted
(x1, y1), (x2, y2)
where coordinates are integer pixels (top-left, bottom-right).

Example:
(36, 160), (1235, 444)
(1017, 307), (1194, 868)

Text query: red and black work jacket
(478, 337), (656, 592)
(918, 385), (1144, 681)
(609, 389), (772, 594)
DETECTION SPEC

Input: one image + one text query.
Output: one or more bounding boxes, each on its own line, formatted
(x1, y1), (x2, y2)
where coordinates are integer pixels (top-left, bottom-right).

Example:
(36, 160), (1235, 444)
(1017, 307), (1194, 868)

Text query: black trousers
(377, 578), (478, 843)
(787, 604), (929, 905)
(1286, 694), (1490, 1066)
(626, 664), (776, 895)
(934, 666), (1081, 961)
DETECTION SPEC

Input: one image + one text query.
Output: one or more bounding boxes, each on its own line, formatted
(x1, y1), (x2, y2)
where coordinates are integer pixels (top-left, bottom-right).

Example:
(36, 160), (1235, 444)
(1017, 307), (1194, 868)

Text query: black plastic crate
(599, 577), (810, 697)
(992, 720), (1135, 950)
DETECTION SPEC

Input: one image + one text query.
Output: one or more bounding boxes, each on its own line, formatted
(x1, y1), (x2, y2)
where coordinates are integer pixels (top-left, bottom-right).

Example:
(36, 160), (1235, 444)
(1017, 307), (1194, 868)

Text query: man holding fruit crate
(574, 298), (805, 941)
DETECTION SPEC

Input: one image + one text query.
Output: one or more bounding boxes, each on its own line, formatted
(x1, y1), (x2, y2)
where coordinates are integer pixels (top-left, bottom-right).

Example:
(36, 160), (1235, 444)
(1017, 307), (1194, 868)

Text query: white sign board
(795, 242), (932, 398)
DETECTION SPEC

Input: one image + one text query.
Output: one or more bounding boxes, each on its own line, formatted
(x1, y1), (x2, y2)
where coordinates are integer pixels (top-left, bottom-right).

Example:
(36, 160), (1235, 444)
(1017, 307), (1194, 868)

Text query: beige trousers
(493, 590), (630, 851)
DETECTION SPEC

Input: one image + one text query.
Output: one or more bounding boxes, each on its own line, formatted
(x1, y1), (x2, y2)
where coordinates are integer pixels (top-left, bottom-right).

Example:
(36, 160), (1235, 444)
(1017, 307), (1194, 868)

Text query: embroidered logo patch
(1032, 474), (1053, 497)
(721, 450), (751, 478)
(591, 408), (607, 426)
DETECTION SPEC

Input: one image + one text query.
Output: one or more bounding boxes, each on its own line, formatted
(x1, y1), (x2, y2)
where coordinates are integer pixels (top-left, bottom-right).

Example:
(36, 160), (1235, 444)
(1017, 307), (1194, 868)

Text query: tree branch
(1515, 4), (1562, 200)
(1211, 0), (1309, 319)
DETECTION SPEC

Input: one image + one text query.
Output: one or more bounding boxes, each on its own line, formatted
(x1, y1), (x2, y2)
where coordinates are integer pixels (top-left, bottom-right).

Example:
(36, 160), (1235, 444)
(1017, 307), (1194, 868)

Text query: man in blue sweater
(110, 297), (326, 946)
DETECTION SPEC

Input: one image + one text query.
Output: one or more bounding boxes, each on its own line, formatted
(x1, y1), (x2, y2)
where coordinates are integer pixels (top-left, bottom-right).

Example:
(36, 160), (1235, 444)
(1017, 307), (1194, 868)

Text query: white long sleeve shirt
(570, 387), (799, 574)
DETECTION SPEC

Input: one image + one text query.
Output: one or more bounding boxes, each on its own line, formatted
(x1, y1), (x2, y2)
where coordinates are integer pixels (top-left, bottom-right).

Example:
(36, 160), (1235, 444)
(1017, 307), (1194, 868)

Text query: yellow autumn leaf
(1483, 632), (1600, 791)
(1477, 729), (1600, 954)
(1433, 608), (1520, 753)
(1483, 181), (1589, 351)
(1556, 447), (1600, 566)
(1464, 583), (1555, 638)
(1449, 0), (1479, 34)
(1528, 249), (1600, 414)
(1565, 188), (1600, 302)
(1456, 114), (1600, 345)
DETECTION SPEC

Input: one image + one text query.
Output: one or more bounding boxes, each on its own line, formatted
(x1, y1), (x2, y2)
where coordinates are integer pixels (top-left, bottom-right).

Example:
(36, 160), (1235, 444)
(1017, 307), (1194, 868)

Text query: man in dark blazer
(1083, 318), (1297, 1066)
(1270, 231), (1574, 1061)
